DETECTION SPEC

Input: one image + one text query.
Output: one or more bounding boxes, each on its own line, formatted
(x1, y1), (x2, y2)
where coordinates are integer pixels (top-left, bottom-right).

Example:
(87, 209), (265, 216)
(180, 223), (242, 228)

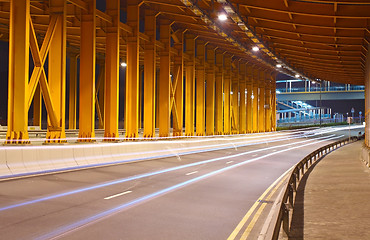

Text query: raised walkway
(289, 140), (370, 239)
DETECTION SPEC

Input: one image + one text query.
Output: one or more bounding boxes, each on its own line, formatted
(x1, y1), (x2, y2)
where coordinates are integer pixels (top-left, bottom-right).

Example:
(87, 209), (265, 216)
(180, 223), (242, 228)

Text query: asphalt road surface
(0, 126), (363, 240)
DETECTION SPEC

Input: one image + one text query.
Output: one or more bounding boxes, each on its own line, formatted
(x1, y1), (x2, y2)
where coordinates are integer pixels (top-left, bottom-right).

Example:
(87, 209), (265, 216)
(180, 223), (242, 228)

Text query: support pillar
(265, 73), (272, 132)
(272, 74), (277, 131)
(215, 51), (224, 135)
(231, 60), (239, 134)
(239, 63), (246, 134)
(104, 0), (120, 140)
(196, 40), (206, 136)
(158, 21), (171, 137)
(252, 68), (259, 133)
(258, 71), (266, 132)
(206, 47), (215, 136)
(143, 10), (156, 138)
(185, 35), (195, 136)
(172, 31), (184, 136)
(224, 55), (232, 135)
(125, 0), (140, 138)
(68, 54), (78, 130)
(79, 0), (96, 141)
(246, 65), (253, 133)
(6, 0), (30, 143)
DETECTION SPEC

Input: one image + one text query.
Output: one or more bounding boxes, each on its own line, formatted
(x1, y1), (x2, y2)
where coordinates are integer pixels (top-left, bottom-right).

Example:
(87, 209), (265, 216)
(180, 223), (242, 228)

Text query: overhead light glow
(295, 74), (300, 78)
(218, 14), (227, 21)
(121, 62), (127, 67)
(251, 94), (254, 99)
(276, 64), (282, 68)
(252, 46), (259, 52)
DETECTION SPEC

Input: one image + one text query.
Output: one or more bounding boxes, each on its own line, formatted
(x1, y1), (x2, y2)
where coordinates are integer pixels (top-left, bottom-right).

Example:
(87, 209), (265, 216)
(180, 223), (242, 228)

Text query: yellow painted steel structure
(3, 0), (282, 144)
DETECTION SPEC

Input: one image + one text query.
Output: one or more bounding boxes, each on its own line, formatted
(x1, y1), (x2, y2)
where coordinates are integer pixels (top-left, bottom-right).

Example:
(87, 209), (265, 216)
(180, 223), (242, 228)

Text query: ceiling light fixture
(218, 14), (227, 21)
(252, 46), (259, 52)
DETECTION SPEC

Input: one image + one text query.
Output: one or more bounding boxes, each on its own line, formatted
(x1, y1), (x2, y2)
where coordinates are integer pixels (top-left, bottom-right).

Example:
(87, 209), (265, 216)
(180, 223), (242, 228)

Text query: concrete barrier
(0, 132), (284, 179)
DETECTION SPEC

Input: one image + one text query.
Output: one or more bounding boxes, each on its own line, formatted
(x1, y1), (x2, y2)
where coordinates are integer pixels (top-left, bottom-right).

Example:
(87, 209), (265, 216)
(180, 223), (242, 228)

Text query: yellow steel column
(185, 35), (196, 136)
(258, 70), (266, 132)
(223, 55), (232, 135)
(158, 21), (171, 137)
(125, 0), (140, 138)
(79, 0), (96, 141)
(231, 60), (239, 134)
(215, 51), (224, 135)
(47, 0), (67, 143)
(173, 31), (184, 136)
(239, 63), (246, 134)
(265, 73), (272, 132)
(104, 0), (120, 140)
(252, 68), (259, 133)
(6, 0), (30, 143)
(206, 46), (215, 136)
(143, 10), (156, 138)
(68, 53), (78, 130)
(246, 70), (253, 133)
(196, 40), (206, 136)
(271, 73), (277, 131)
(33, 85), (42, 128)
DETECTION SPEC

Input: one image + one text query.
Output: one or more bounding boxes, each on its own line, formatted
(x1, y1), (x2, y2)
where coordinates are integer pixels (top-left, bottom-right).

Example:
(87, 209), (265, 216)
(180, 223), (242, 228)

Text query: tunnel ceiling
(137, 0), (370, 85)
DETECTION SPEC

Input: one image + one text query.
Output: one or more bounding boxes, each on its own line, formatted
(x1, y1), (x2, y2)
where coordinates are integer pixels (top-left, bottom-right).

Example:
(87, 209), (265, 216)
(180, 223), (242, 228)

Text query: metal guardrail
(272, 135), (360, 239)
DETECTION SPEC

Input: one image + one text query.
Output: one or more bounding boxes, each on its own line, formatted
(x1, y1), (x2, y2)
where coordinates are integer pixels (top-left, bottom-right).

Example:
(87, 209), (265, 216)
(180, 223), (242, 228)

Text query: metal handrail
(272, 136), (360, 239)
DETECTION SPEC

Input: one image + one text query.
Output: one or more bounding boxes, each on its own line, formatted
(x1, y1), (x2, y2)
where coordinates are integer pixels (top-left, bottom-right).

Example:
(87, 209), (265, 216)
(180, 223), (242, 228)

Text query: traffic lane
(57, 136), (341, 240)
(0, 130), (313, 210)
(0, 134), (338, 239)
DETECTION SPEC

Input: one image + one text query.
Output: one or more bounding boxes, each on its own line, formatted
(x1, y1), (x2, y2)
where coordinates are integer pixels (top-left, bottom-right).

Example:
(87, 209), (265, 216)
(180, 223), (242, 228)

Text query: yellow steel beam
(215, 51), (224, 135)
(125, 0), (140, 138)
(33, 84), (42, 128)
(6, 0), (30, 144)
(95, 63), (105, 130)
(206, 46), (215, 136)
(104, 0), (120, 140)
(196, 40), (206, 136)
(143, 10), (157, 138)
(224, 55), (232, 135)
(68, 54), (78, 130)
(173, 31), (184, 136)
(185, 34), (196, 136)
(78, 0), (96, 141)
(158, 20), (171, 137)
(28, 16), (58, 109)
(46, 0), (67, 143)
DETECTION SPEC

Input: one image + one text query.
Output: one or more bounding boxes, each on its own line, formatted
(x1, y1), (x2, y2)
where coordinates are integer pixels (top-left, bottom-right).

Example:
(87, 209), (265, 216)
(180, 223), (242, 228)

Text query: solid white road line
(104, 191), (132, 200)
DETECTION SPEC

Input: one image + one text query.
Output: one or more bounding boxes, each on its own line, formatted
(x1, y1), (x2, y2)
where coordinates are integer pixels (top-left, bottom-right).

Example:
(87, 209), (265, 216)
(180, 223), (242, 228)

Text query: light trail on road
(34, 134), (344, 240)
(0, 132), (336, 212)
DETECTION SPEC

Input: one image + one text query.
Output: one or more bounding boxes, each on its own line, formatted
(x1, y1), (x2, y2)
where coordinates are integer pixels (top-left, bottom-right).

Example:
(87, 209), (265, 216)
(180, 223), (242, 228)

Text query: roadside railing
(272, 136), (360, 239)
